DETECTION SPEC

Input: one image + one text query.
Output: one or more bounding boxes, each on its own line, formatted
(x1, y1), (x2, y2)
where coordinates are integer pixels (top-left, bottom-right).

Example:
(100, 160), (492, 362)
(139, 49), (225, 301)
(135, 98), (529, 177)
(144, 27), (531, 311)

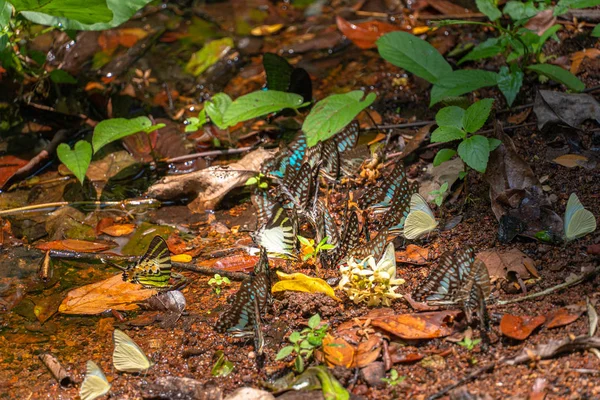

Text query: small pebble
(248, 351), (256, 359)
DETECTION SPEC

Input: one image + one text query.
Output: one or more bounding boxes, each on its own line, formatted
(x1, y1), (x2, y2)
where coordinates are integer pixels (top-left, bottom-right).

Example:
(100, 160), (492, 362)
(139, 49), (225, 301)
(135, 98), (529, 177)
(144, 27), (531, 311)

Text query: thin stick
(166, 146), (254, 163)
(364, 121), (434, 131)
(497, 266), (599, 305)
(0, 199), (160, 217)
(427, 362), (497, 400)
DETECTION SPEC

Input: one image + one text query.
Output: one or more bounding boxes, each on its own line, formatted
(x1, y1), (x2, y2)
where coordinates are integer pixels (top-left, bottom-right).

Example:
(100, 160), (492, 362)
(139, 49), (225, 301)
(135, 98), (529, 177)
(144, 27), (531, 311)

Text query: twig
(38, 353), (74, 387)
(497, 266), (599, 305)
(427, 362), (496, 400)
(364, 121), (434, 131)
(0, 199), (161, 217)
(173, 262), (248, 281)
(166, 146), (254, 163)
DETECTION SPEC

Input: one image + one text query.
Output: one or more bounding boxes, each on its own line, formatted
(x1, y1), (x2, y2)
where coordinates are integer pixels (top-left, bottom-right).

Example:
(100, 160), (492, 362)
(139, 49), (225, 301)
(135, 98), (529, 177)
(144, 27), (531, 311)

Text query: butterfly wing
(123, 236), (172, 288)
(79, 361), (111, 400)
(254, 203), (297, 259)
(348, 228), (389, 262)
(403, 210), (438, 240)
(340, 145), (370, 177)
(335, 120), (359, 153)
(251, 191), (276, 227)
(112, 329), (152, 373)
(566, 208), (597, 241)
(327, 211), (361, 266)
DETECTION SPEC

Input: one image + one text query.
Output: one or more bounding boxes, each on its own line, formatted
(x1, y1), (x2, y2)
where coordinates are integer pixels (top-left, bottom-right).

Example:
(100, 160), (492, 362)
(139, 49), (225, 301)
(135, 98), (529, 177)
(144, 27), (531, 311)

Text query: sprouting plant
(381, 369), (406, 386)
(275, 314), (328, 373)
(431, 98), (501, 174)
(338, 243), (404, 307)
(457, 336), (482, 351)
(245, 173), (269, 190)
(429, 182), (449, 207)
(297, 235), (335, 261)
(208, 274), (231, 296)
(211, 350), (234, 377)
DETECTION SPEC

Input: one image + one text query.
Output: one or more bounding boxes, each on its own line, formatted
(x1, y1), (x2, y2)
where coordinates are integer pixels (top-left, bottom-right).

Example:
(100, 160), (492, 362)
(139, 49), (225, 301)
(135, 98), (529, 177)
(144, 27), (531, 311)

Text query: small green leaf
(185, 109), (207, 132)
(0, 1), (13, 28)
(276, 345), (295, 360)
(592, 24), (600, 37)
(289, 331), (302, 343)
(459, 38), (504, 64)
(497, 66), (523, 107)
(223, 277), (231, 284)
(430, 70), (499, 106)
(50, 69), (77, 84)
(463, 98), (494, 134)
(433, 149), (457, 166)
(303, 91), (375, 147)
(300, 340), (313, 349)
(205, 93), (232, 130)
(308, 314), (321, 329)
(245, 176), (258, 186)
(376, 31), (453, 84)
(223, 90), (304, 127)
(57, 141), (92, 185)
(488, 138), (502, 151)
(527, 64), (585, 92)
(458, 171), (468, 179)
(92, 116), (160, 154)
(295, 355), (305, 373)
(431, 126), (465, 143)
(185, 38), (234, 76)
(320, 244), (336, 250)
(297, 235), (312, 246)
(457, 135), (490, 173)
(475, 0), (502, 21)
(435, 106), (465, 129)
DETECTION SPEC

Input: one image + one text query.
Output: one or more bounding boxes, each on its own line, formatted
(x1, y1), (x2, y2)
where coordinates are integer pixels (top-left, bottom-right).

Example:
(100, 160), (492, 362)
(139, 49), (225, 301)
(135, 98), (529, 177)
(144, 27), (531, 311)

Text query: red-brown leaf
(336, 16), (403, 50)
(500, 314), (546, 340)
(371, 310), (460, 339)
(545, 303), (586, 329)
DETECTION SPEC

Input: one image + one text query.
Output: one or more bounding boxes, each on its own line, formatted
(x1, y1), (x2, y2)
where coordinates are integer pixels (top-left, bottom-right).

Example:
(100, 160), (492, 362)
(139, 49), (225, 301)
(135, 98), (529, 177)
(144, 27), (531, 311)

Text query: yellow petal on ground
(59, 274), (157, 315)
(272, 271), (341, 302)
(171, 254), (192, 263)
(250, 23), (284, 36)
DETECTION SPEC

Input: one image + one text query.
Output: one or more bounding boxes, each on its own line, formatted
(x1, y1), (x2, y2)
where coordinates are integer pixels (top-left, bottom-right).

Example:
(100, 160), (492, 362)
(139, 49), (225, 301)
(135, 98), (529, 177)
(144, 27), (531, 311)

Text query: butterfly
(251, 191), (277, 227)
(455, 258), (491, 329)
(403, 193), (439, 240)
(261, 132), (307, 179)
(311, 200), (340, 248)
(116, 236), (185, 290)
(263, 52), (312, 105)
(306, 121), (360, 181)
(215, 248), (271, 335)
(347, 227), (390, 262)
(564, 193), (596, 241)
(252, 202), (297, 259)
(112, 329), (153, 373)
(382, 182), (418, 231)
(79, 361), (111, 400)
(324, 211), (361, 267)
(359, 163), (411, 212)
(277, 162), (320, 215)
(339, 145), (371, 177)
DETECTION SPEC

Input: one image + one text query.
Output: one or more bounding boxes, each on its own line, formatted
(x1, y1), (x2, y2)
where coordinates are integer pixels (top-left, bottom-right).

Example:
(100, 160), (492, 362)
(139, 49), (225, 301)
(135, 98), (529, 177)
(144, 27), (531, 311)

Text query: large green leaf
(430, 126), (465, 143)
(457, 134), (490, 173)
(303, 90), (376, 147)
(476, 0), (502, 21)
(435, 106), (464, 129)
(430, 70), (499, 106)
(0, 1), (13, 28)
(223, 90), (305, 128)
(527, 64), (585, 92)
(92, 116), (163, 154)
(497, 66), (523, 106)
(13, 0), (152, 31)
(205, 93), (232, 130)
(57, 140), (92, 184)
(592, 24), (600, 37)
(185, 38), (234, 77)
(459, 38), (503, 64)
(433, 148), (457, 166)
(462, 98), (494, 134)
(376, 31), (452, 84)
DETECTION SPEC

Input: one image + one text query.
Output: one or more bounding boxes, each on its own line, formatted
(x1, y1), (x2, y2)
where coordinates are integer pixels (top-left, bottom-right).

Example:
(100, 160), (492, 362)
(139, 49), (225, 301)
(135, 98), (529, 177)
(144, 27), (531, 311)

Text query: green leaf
(308, 314), (321, 329)
(223, 90), (304, 127)
(433, 148), (457, 166)
(376, 31), (452, 84)
(527, 64), (585, 92)
(497, 66), (523, 106)
(185, 109), (207, 133)
(459, 38), (504, 64)
(57, 141), (92, 185)
(476, 0), (502, 21)
(503, 1), (541, 22)
(263, 52), (294, 92)
(463, 98), (494, 134)
(92, 116), (160, 154)
(205, 92), (232, 130)
(211, 350), (234, 377)
(592, 24), (600, 37)
(458, 171), (468, 179)
(436, 106), (465, 129)
(319, 244), (335, 250)
(431, 126), (465, 143)
(276, 345), (295, 360)
(185, 38), (234, 77)
(14, 0), (153, 31)
(49, 69), (77, 84)
(303, 91), (374, 146)
(0, 1), (13, 28)
(289, 331), (302, 343)
(295, 355), (304, 372)
(430, 70), (499, 106)
(488, 137), (502, 151)
(457, 134), (490, 173)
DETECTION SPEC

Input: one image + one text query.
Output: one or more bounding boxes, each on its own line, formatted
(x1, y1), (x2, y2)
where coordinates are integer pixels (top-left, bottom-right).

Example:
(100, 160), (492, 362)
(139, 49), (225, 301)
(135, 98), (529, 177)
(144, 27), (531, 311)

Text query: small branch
(0, 199), (161, 217)
(173, 262), (248, 281)
(166, 146), (254, 163)
(364, 121), (434, 131)
(427, 362), (496, 400)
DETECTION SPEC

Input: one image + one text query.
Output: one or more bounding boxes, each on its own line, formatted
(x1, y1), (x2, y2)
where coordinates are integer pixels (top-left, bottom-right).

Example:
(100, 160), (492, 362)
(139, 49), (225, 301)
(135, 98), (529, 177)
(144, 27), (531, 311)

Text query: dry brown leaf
(570, 48), (600, 75)
(477, 248), (539, 281)
(371, 310), (460, 340)
(524, 9), (556, 36)
(552, 154), (589, 168)
(395, 245), (430, 265)
(36, 239), (117, 253)
(545, 303), (586, 329)
(336, 16), (403, 50)
(354, 335), (382, 368)
(322, 334), (355, 368)
(59, 274), (157, 314)
(507, 108), (532, 125)
(500, 314), (546, 340)
(101, 224), (136, 237)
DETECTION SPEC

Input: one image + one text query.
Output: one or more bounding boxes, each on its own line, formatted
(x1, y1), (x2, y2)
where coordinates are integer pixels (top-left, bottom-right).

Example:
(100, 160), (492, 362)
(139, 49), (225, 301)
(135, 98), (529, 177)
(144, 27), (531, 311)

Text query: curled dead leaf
(552, 154), (589, 169)
(396, 245), (430, 265)
(36, 239), (117, 253)
(101, 224), (136, 237)
(371, 310), (460, 340)
(322, 334), (354, 368)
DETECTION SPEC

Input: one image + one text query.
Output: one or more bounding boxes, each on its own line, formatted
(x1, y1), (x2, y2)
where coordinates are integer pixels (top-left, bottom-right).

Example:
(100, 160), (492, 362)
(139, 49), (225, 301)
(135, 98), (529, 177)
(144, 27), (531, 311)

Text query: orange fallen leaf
(59, 274), (157, 314)
(0, 155), (28, 188)
(336, 16), (403, 50)
(354, 335), (381, 368)
(322, 334), (355, 368)
(500, 314), (546, 340)
(36, 239), (117, 253)
(101, 224), (136, 237)
(367, 133), (386, 145)
(198, 255), (259, 273)
(552, 154), (589, 168)
(545, 303), (586, 329)
(85, 81), (107, 92)
(570, 48), (600, 75)
(396, 245), (430, 265)
(371, 310), (460, 339)
(507, 108), (531, 124)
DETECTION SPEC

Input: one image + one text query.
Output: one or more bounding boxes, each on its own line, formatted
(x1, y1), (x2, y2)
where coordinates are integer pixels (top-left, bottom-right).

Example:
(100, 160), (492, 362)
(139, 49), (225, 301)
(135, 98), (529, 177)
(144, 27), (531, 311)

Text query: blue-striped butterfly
(382, 182), (418, 231)
(360, 164), (412, 213)
(347, 227), (390, 262)
(261, 132), (307, 179)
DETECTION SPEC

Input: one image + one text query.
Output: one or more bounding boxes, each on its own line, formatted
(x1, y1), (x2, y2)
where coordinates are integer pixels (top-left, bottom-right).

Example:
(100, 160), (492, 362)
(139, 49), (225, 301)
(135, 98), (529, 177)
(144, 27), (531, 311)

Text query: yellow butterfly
(564, 193), (596, 241)
(112, 329), (153, 373)
(403, 193), (439, 240)
(79, 361), (111, 400)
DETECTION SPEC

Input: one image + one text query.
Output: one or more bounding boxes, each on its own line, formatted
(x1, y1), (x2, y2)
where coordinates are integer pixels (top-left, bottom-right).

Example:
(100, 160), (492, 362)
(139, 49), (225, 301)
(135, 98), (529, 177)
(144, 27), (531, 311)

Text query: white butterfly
(112, 329), (153, 373)
(564, 193), (596, 241)
(79, 361), (111, 400)
(403, 193), (439, 240)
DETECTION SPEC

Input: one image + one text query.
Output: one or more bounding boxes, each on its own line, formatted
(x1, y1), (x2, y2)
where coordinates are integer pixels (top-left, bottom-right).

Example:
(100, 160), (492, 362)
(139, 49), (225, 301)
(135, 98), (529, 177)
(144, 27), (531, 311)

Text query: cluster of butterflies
(79, 329), (153, 400)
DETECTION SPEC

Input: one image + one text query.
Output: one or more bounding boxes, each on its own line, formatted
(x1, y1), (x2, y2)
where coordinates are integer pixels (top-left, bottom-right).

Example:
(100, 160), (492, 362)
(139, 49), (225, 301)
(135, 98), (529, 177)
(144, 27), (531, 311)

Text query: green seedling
(457, 336), (482, 351)
(275, 314), (329, 373)
(245, 173), (269, 190)
(381, 369), (406, 386)
(429, 182), (449, 207)
(298, 235), (335, 261)
(208, 274), (231, 296)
